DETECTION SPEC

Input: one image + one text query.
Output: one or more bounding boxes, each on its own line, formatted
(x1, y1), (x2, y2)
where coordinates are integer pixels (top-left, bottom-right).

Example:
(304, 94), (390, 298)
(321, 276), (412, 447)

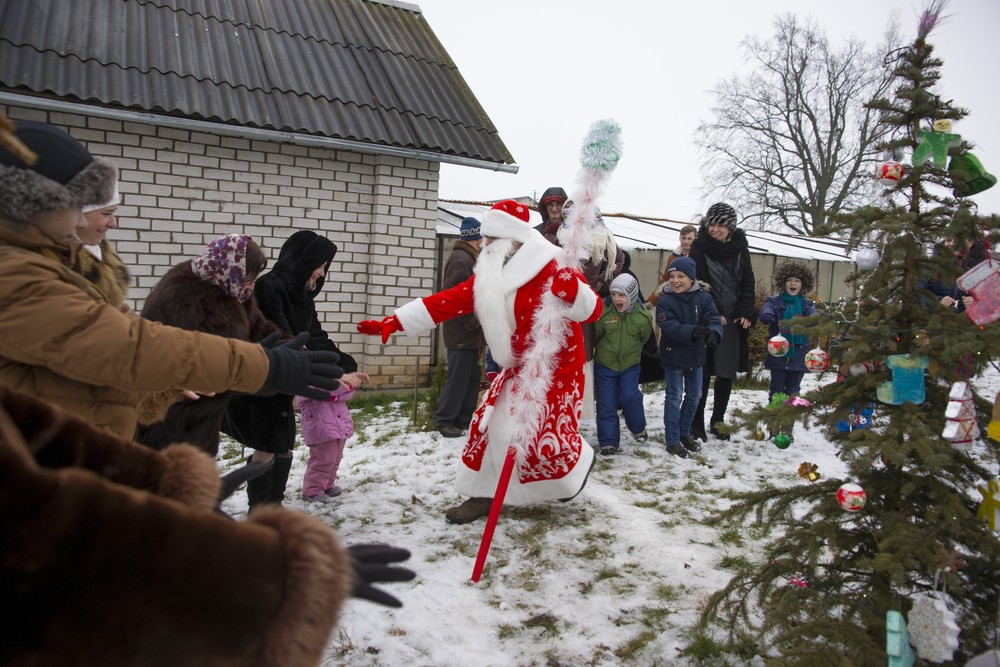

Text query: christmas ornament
(976, 479), (1000, 531)
(912, 119), (961, 170)
(835, 405), (874, 432)
(942, 381), (979, 449)
(855, 247), (881, 271)
(836, 483), (866, 511)
(767, 334), (790, 357)
(876, 354), (929, 405)
(948, 151), (996, 197)
(774, 433), (792, 449)
(804, 347), (830, 372)
(877, 160), (905, 187)
(956, 258), (1000, 326)
(989, 391), (1000, 443)
(908, 591), (960, 663)
(966, 650), (1000, 667)
(797, 461), (820, 482)
(752, 426), (767, 440)
(886, 610), (916, 667)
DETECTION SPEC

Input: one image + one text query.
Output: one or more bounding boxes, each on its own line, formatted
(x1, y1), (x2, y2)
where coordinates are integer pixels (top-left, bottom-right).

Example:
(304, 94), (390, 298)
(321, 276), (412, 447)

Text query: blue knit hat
(460, 216), (481, 241)
(668, 256), (697, 282)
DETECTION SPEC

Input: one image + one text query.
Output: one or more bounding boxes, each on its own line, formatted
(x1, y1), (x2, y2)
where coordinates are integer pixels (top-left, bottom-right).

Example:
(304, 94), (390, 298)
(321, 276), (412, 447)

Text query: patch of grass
(614, 629), (658, 660)
(497, 624), (519, 639)
(679, 632), (724, 660)
(595, 566), (620, 581)
(633, 499), (660, 509)
(718, 553), (753, 572)
(653, 582), (682, 604)
(522, 612), (561, 636)
(717, 527), (745, 546)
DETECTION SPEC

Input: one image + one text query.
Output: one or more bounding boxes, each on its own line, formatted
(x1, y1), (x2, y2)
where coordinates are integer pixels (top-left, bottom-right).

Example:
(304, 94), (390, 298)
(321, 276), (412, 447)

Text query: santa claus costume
(363, 200), (601, 512)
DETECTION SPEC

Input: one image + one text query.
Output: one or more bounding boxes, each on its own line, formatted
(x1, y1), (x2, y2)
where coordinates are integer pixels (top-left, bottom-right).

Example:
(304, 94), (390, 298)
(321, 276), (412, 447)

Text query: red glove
(357, 315), (402, 344)
(550, 268), (579, 304)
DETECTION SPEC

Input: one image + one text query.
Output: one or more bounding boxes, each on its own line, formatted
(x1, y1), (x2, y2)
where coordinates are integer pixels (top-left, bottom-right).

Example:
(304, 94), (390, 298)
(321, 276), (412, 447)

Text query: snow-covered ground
(220, 369), (1000, 667)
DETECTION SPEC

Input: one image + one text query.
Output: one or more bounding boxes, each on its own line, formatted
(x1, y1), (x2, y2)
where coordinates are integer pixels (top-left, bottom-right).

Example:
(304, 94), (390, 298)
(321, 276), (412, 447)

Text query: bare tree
(697, 14), (900, 236)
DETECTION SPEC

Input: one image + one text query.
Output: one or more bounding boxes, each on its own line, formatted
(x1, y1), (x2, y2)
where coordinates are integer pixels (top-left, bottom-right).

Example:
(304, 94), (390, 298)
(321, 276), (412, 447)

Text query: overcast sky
(414, 0), (1000, 222)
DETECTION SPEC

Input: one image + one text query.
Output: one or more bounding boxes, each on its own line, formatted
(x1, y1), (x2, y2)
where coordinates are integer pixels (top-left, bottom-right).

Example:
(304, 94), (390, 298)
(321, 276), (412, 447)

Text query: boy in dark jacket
(656, 257), (722, 458)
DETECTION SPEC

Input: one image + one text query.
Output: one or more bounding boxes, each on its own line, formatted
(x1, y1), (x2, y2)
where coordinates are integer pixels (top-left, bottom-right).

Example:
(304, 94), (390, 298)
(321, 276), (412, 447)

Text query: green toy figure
(912, 118), (961, 169)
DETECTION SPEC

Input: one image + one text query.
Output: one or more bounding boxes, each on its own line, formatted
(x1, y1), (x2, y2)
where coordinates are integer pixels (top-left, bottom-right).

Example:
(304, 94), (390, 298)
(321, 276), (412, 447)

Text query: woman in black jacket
(224, 230), (362, 508)
(688, 203), (757, 441)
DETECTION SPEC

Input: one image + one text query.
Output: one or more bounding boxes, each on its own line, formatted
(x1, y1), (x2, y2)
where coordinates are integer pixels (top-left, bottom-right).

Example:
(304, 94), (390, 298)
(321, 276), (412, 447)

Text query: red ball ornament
(837, 483), (867, 512)
(804, 347), (830, 372)
(877, 160), (904, 187)
(767, 334), (790, 357)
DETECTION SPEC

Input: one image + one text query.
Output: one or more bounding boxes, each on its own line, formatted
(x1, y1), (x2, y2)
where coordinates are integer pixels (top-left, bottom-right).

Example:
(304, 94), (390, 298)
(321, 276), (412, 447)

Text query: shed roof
(437, 201), (852, 263)
(0, 0), (514, 166)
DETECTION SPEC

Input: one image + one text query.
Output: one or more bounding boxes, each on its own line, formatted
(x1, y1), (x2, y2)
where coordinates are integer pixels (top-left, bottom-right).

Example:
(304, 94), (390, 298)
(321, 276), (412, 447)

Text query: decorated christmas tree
(697, 3), (1000, 664)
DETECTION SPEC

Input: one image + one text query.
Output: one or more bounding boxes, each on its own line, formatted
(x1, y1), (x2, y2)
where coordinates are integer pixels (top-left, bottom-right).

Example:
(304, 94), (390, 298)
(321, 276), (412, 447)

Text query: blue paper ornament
(876, 355), (929, 405)
(886, 610), (915, 667)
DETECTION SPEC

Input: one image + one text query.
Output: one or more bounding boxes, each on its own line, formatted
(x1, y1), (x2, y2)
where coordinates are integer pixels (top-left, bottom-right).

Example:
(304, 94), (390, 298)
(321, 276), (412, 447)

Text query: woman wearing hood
(687, 203), (757, 441)
(224, 230), (364, 508)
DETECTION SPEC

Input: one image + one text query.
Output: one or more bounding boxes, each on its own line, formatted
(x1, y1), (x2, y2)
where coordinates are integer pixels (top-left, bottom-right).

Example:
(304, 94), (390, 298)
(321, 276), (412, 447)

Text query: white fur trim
(500, 233), (559, 291)
(82, 180), (120, 213)
(564, 279), (599, 322)
(482, 207), (533, 243)
(395, 298), (436, 336)
(479, 404), (494, 432)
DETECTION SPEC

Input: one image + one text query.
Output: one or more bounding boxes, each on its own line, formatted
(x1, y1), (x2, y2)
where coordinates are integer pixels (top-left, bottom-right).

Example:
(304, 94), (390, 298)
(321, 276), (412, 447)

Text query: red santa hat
(481, 199), (533, 243)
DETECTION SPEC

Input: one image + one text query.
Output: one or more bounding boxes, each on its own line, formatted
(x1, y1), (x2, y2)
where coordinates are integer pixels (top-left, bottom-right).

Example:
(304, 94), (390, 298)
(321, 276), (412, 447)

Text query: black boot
(246, 459), (273, 511)
(269, 454), (293, 505)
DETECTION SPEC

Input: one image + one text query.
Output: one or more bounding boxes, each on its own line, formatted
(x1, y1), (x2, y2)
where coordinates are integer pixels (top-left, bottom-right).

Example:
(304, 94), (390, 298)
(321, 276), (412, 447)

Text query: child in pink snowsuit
(297, 383), (358, 504)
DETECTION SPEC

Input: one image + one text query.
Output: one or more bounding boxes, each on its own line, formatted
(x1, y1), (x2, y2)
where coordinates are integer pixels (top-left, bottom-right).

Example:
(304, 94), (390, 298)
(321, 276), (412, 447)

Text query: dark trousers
(434, 348), (482, 429)
(694, 371), (733, 435)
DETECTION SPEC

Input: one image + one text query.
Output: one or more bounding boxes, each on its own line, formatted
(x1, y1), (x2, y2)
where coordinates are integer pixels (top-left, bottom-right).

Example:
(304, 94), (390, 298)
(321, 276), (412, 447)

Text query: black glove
(216, 461), (272, 511)
(691, 325), (709, 340)
(259, 332), (343, 400)
(348, 544), (416, 608)
(705, 331), (721, 349)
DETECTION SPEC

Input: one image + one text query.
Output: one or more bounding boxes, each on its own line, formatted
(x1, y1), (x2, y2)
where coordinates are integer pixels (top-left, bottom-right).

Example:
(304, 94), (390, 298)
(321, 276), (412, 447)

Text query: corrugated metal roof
(0, 0), (514, 164)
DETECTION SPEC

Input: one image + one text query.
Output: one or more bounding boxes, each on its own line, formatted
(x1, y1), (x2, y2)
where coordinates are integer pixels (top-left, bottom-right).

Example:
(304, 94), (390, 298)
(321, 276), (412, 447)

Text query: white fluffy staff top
(506, 119), (624, 465)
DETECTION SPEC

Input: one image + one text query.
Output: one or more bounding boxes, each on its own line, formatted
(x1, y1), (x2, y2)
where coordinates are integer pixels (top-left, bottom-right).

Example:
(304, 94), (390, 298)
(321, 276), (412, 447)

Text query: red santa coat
(396, 234), (601, 504)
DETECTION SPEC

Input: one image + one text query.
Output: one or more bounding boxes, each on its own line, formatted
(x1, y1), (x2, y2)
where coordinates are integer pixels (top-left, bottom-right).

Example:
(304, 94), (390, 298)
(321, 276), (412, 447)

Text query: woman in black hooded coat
(688, 203), (757, 441)
(223, 230), (359, 508)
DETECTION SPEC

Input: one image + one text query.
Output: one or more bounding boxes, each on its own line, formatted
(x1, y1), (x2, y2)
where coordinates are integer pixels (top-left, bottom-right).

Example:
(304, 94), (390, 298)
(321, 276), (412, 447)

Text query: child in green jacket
(593, 274), (654, 454)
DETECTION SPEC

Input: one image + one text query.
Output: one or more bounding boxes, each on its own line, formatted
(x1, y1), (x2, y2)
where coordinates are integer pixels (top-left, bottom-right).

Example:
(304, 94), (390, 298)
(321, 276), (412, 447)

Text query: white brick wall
(3, 103), (441, 389)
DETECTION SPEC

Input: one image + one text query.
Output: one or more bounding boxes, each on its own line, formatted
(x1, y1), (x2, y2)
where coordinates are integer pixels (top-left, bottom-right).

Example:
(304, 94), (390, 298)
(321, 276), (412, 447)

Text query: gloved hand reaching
(550, 268), (579, 304)
(691, 325), (709, 340)
(259, 332), (343, 400)
(347, 544), (416, 608)
(705, 331), (720, 349)
(357, 315), (402, 344)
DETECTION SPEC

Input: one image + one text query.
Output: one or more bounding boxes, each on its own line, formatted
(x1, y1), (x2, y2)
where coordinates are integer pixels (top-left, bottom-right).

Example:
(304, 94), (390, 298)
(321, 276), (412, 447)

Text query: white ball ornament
(855, 247), (881, 271)
(877, 160), (904, 187)
(836, 483), (867, 512)
(767, 334), (790, 357)
(804, 347), (830, 372)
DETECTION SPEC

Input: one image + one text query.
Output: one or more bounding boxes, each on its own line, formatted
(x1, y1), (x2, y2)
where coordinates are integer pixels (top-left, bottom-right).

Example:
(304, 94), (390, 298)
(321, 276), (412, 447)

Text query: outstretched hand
(357, 315), (402, 344)
(550, 268), (579, 304)
(348, 544), (415, 608)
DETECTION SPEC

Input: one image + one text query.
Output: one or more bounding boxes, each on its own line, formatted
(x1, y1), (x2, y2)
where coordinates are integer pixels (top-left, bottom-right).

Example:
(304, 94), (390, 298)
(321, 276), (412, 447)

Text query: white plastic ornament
(767, 334), (790, 357)
(877, 160), (905, 186)
(855, 247), (880, 271)
(908, 591), (960, 663)
(836, 483), (866, 511)
(942, 381), (979, 450)
(967, 650), (1000, 667)
(804, 347), (830, 372)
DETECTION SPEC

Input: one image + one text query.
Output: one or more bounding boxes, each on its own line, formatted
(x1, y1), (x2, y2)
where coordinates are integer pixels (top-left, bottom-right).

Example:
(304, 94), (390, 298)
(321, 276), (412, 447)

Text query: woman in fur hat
(135, 234), (281, 456)
(688, 202), (758, 441)
(0, 118), (341, 439)
(75, 180), (131, 309)
(759, 261), (818, 400)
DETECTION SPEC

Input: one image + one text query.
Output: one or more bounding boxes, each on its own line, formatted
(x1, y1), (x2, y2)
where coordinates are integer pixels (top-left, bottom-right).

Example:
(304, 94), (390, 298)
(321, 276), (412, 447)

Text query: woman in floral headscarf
(135, 234), (280, 456)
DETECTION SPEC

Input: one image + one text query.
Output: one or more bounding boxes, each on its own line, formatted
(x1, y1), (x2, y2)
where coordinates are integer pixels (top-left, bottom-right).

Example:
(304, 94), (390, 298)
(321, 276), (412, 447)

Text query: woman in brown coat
(0, 119), (341, 439)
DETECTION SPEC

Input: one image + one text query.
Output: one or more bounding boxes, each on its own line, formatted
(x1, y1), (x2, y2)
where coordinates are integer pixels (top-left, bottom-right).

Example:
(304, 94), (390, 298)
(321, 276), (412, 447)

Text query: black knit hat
(0, 120), (117, 225)
(703, 202), (738, 231)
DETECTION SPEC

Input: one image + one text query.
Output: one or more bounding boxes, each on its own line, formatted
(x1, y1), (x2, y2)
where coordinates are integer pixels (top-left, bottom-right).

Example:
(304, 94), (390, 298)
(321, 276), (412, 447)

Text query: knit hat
(82, 179), (120, 213)
(703, 202), (738, 231)
(0, 119), (117, 225)
(668, 256), (697, 282)
(481, 199), (534, 243)
(772, 260), (815, 294)
(459, 216), (481, 241)
(609, 273), (640, 307)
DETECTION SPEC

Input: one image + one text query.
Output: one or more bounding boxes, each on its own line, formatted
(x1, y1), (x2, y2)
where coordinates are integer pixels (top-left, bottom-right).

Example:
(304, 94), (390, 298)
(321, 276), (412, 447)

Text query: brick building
(0, 0), (514, 389)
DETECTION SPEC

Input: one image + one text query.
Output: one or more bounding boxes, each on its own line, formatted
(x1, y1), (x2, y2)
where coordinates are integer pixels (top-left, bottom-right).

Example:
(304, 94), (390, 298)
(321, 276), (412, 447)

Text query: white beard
(473, 238), (516, 367)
